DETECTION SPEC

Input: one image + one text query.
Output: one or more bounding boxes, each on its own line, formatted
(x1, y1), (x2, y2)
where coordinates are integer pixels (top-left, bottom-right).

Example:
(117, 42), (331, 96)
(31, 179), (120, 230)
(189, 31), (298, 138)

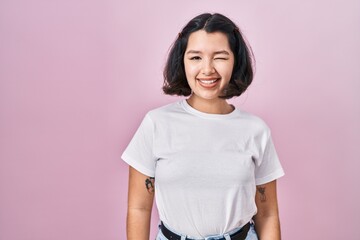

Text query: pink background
(1, 0), (359, 239)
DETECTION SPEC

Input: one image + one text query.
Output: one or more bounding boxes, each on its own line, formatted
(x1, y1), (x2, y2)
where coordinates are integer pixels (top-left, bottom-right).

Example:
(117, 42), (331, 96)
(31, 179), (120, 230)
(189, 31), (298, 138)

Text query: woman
(122, 13), (285, 240)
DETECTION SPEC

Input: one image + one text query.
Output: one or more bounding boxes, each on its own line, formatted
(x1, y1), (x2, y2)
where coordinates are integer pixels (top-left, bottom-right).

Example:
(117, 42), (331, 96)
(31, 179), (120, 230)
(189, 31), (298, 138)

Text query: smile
(199, 79), (218, 84)
(196, 78), (220, 88)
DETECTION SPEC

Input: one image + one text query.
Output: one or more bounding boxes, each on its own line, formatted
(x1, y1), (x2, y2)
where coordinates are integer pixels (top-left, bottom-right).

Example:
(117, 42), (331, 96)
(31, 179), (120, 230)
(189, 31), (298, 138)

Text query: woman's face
(184, 30), (234, 101)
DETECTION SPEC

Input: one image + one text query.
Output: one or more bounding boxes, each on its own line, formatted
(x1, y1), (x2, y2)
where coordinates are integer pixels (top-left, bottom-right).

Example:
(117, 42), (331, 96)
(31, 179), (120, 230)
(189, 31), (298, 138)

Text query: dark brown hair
(163, 13), (255, 99)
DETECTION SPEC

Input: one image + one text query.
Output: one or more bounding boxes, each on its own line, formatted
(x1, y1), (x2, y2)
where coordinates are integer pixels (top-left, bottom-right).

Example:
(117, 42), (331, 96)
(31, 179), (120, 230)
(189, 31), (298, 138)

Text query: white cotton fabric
(121, 100), (284, 238)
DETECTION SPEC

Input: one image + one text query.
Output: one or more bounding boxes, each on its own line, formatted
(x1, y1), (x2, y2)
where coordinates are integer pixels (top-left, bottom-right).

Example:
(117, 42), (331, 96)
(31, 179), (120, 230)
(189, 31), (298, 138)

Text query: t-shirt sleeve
(253, 129), (285, 185)
(121, 113), (157, 177)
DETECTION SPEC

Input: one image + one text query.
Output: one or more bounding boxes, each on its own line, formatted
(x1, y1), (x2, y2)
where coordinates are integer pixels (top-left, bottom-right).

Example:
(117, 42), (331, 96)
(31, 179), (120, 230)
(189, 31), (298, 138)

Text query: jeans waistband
(159, 221), (251, 240)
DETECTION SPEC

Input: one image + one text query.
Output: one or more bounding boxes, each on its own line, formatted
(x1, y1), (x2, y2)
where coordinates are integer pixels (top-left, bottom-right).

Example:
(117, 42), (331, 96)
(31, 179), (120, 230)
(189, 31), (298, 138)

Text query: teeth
(199, 79), (217, 84)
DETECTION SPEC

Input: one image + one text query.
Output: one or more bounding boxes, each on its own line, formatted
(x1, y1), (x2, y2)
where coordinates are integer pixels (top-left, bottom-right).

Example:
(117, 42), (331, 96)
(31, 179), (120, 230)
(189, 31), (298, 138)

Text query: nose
(202, 60), (215, 76)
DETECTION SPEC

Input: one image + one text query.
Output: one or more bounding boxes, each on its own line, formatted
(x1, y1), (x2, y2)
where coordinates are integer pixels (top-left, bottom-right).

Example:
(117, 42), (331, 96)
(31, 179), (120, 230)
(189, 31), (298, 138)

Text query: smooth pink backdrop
(0, 0), (359, 239)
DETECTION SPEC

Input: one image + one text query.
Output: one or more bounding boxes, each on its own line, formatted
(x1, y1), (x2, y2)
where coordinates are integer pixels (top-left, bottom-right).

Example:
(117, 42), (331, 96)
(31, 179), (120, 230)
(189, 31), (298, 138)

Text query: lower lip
(197, 79), (220, 88)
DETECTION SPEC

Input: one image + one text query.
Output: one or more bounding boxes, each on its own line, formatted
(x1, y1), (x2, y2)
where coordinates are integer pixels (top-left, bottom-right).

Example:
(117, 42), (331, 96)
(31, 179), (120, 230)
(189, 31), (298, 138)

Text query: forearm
(127, 208), (152, 240)
(253, 215), (281, 240)
(126, 167), (155, 240)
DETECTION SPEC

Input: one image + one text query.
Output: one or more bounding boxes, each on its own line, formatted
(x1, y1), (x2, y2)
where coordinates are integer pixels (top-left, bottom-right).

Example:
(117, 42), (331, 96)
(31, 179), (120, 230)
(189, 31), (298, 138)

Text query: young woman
(122, 13), (285, 240)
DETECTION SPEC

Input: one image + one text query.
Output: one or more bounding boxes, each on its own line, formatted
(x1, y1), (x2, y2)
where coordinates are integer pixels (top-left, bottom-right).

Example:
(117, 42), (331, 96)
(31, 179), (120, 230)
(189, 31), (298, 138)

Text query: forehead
(186, 30), (231, 52)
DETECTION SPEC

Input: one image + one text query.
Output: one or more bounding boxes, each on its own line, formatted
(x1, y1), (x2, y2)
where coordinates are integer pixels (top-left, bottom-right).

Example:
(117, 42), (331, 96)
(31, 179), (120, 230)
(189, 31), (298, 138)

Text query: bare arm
(253, 180), (281, 240)
(127, 166), (155, 240)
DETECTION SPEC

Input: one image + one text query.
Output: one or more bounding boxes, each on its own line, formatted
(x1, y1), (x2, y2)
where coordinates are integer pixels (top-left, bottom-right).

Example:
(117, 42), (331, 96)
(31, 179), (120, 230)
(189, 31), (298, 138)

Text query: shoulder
(236, 109), (271, 135)
(145, 100), (183, 121)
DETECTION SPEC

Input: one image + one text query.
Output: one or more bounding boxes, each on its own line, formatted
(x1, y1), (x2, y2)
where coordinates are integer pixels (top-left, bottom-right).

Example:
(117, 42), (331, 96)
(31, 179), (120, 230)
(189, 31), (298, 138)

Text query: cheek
(184, 63), (199, 78)
(183, 64), (194, 86)
(218, 64), (234, 79)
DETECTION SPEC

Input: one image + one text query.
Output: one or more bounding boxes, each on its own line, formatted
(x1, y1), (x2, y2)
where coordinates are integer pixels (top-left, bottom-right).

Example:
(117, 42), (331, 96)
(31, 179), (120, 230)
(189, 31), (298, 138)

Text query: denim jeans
(155, 222), (258, 240)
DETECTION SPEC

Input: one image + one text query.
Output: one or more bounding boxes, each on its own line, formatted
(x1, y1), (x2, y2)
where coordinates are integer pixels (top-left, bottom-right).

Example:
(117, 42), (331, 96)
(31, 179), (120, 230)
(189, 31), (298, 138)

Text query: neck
(186, 95), (234, 114)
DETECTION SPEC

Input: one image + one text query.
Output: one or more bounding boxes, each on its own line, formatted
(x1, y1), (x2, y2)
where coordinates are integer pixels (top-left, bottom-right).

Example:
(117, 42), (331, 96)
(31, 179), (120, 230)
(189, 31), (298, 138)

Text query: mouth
(196, 78), (220, 88)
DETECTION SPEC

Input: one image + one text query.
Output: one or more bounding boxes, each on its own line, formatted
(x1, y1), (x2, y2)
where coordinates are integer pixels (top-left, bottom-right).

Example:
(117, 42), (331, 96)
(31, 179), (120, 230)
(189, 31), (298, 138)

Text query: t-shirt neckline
(180, 99), (239, 119)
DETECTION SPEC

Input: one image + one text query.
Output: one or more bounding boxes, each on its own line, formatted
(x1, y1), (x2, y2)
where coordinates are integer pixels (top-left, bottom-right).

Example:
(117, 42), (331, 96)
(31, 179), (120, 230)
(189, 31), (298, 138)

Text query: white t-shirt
(121, 100), (284, 238)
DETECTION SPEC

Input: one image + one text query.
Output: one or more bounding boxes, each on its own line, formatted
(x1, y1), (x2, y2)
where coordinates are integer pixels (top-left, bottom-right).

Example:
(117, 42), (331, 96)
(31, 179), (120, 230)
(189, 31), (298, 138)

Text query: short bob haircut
(163, 13), (255, 99)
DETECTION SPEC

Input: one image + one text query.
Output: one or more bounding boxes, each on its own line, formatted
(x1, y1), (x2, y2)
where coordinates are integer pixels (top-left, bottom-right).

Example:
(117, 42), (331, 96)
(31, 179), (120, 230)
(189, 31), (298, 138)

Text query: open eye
(189, 56), (201, 60)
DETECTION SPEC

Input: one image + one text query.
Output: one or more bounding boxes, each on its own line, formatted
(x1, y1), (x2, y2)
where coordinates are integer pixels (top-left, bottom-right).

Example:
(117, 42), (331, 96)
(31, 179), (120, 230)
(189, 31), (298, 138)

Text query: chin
(194, 93), (221, 101)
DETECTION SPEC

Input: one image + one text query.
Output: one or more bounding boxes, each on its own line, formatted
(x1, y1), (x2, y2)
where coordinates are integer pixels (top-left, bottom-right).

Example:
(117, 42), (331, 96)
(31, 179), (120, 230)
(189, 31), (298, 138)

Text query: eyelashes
(189, 56), (229, 61)
(190, 56), (201, 60)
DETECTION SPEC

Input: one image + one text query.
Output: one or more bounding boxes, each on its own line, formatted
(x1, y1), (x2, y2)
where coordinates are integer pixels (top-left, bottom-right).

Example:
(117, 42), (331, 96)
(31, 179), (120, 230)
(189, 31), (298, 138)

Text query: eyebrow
(186, 50), (230, 55)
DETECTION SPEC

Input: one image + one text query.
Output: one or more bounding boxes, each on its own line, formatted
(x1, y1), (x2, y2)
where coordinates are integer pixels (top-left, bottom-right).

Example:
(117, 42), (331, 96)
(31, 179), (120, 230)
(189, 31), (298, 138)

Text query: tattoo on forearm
(257, 186), (266, 202)
(145, 177), (155, 193)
